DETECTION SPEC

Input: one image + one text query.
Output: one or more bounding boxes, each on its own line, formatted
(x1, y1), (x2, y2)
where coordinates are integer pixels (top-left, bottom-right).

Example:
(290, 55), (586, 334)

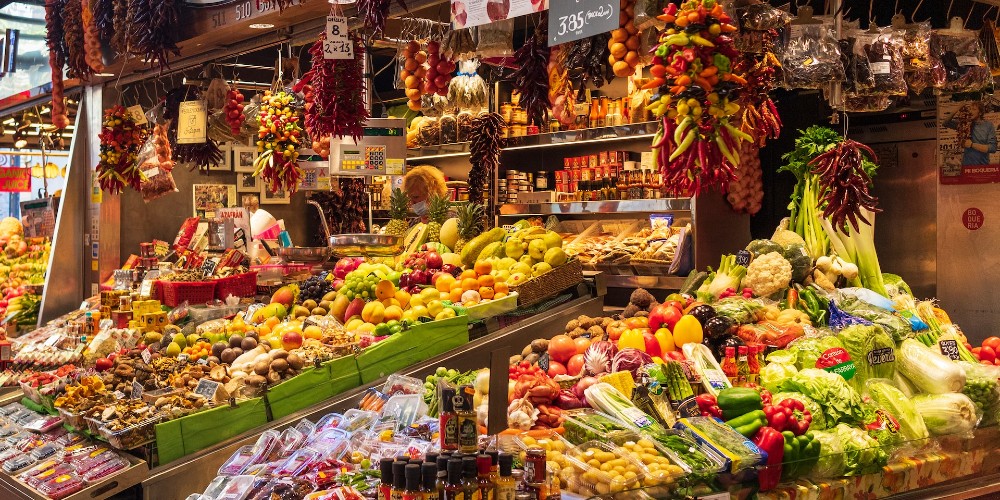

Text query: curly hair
(403, 165), (448, 200)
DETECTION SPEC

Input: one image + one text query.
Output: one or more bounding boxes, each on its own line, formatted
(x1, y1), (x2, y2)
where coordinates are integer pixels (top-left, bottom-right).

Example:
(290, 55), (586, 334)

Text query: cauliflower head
(744, 251), (792, 297)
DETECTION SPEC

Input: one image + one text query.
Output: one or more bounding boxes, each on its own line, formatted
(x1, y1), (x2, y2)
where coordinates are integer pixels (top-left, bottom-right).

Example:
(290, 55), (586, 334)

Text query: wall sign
(548, 0), (619, 46)
(0, 167), (30, 192)
(938, 92), (1000, 184)
(177, 101), (208, 144)
(451, 0), (549, 29)
(963, 207), (984, 231)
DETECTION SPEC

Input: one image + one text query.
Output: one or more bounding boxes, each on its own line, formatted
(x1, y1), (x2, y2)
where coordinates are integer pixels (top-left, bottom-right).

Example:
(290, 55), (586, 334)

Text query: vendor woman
(402, 165), (448, 219)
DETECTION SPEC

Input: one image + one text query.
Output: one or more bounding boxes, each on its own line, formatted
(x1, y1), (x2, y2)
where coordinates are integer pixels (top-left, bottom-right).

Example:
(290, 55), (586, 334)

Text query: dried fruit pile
(96, 105), (149, 194)
(255, 90), (305, 194)
(646, 0), (748, 195)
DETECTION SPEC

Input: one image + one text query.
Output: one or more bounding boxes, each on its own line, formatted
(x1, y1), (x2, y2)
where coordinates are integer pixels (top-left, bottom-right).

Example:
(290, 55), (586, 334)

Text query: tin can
(523, 449), (546, 485)
(535, 172), (549, 189)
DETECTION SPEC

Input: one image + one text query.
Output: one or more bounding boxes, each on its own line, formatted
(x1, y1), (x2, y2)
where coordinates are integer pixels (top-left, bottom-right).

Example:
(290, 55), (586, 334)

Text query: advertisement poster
(193, 184), (237, 218)
(451, 0), (548, 29)
(0, 166), (30, 192)
(938, 92), (1000, 184)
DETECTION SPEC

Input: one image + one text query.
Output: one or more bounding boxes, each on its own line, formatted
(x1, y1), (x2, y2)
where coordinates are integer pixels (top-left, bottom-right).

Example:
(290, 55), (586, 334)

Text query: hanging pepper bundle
(356, 0), (405, 38)
(467, 112), (506, 206)
(645, 0), (748, 195)
(111, 0), (127, 54)
(510, 19), (551, 127)
(255, 90), (305, 194)
(44, 0), (70, 129)
(97, 105), (149, 194)
(734, 53), (781, 146)
(809, 139), (880, 231)
(128, 0), (181, 70)
(304, 31), (369, 145)
(92, 0), (114, 41)
(63, 0), (92, 80)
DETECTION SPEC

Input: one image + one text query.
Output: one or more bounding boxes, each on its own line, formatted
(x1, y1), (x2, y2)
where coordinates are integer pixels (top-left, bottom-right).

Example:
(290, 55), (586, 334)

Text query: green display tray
(155, 397), (268, 464)
(267, 354), (361, 420)
(356, 315), (470, 383)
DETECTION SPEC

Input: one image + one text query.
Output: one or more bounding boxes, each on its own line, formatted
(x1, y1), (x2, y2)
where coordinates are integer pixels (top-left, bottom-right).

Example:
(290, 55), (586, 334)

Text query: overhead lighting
(13, 134), (26, 149)
(2, 119), (12, 125)
(249, 23), (275, 29)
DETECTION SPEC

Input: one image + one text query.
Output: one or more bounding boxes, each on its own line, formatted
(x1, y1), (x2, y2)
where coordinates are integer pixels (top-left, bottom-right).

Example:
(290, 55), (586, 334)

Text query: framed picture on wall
(260, 185), (291, 205)
(236, 172), (260, 192)
(193, 183), (237, 218)
(233, 146), (258, 173)
(207, 142), (233, 172)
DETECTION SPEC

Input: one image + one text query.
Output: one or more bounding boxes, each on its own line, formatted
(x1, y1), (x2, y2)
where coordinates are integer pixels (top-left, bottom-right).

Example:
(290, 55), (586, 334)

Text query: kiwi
(312, 307), (328, 316)
(270, 358), (289, 373)
(254, 360), (270, 376)
(286, 353), (304, 370)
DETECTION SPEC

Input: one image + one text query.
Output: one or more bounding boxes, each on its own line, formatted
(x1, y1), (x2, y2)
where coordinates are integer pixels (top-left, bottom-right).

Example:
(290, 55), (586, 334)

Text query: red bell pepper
(777, 398), (812, 435)
(752, 426), (784, 491)
(695, 394), (722, 418)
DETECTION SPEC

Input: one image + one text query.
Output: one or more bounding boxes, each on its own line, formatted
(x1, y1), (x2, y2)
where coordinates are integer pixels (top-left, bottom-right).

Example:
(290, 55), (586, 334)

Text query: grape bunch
(340, 271), (379, 301)
(300, 275), (332, 302)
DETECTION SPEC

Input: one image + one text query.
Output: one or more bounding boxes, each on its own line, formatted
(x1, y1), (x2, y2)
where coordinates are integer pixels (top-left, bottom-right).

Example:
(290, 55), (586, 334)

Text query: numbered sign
(326, 15), (348, 41)
(323, 38), (354, 60)
(939, 339), (961, 361)
(549, 0), (619, 46)
(126, 105), (148, 126)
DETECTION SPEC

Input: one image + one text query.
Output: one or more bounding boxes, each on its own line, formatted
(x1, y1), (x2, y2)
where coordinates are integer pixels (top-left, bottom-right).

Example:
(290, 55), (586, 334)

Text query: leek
(822, 209), (886, 296)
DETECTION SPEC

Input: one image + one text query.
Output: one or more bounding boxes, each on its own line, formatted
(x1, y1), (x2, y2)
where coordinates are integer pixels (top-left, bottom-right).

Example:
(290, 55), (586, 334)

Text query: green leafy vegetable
(865, 378), (929, 443)
(912, 392), (980, 436)
(786, 334), (844, 371)
(779, 368), (868, 426)
(897, 339), (966, 394)
(837, 325), (896, 393)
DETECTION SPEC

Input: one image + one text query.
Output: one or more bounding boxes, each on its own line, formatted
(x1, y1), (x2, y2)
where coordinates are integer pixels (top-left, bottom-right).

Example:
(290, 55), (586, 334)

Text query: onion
(574, 376), (599, 399)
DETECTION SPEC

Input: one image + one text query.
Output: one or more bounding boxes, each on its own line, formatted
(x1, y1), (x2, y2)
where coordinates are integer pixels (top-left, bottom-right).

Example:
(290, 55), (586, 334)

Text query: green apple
(532, 262), (553, 277)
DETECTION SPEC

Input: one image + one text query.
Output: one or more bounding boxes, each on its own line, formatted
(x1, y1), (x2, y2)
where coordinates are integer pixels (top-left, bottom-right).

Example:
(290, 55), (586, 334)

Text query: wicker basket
(159, 280), (218, 307)
(215, 272), (258, 300)
(509, 259), (584, 307)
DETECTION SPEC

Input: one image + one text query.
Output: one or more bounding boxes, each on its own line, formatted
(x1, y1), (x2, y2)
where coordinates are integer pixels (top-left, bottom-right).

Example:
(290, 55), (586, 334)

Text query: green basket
(155, 397), (269, 465)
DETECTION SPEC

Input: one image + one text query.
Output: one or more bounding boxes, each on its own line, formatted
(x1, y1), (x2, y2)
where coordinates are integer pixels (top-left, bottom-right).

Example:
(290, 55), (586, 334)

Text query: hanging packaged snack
(441, 28), (476, 61)
(929, 27), (992, 93)
(438, 112), (458, 144)
(978, 20), (1000, 76)
(548, 44), (577, 128)
(780, 24), (846, 89)
(138, 122), (179, 203)
(476, 18), (514, 60)
(447, 59), (489, 112)
(839, 34), (874, 96)
(733, 3), (791, 54)
(895, 21), (934, 95)
(863, 28), (907, 96)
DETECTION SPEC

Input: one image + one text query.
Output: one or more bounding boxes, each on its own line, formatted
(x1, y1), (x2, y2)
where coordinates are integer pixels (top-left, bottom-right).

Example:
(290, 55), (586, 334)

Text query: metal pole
(830, 0), (843, 114)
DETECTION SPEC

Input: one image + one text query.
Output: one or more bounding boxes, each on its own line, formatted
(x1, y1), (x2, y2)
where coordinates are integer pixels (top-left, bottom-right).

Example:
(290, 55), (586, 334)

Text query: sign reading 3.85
(549, 0), (618, 45)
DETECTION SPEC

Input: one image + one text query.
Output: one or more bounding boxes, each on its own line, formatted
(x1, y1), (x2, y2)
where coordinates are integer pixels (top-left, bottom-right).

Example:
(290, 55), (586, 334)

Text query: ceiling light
(14, 136), (27, 149)
(95, 72), (114, 77)
(249, 23), (275, 29)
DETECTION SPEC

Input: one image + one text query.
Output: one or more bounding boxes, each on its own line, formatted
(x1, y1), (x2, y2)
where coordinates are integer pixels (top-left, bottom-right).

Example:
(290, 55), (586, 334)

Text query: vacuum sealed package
(476, 18), (514, 59)
(930, 28), (992, 93)
(734, 3), (791, 54)
(780, 23), (846, 89)
(839, 35), (875, 96)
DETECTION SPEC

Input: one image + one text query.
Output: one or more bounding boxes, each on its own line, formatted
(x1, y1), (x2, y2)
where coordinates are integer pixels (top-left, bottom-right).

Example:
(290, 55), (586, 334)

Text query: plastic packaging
(315, 413), (346, 432)
(475, 19), (514, 59)
(276, 427), (306, 459)
(216, 474), (257, 500)
(382, 374), (424, 397)
(780, 23), (846, 89)
(930, 28), (993, 92)
(563, 440), (645, 496)
(562, 408), (633, 445)
(29, 442), (60, 460)
(36, 472), (85, 500)
(81, 455), (130, 482)
(203, 475), (233, 498)
(2, 454), (34, 473)
(274, 448), (321, 476)
(338, 409), (378, 432)
(672, 417), (766, 473)
(380, 394), (428, 429)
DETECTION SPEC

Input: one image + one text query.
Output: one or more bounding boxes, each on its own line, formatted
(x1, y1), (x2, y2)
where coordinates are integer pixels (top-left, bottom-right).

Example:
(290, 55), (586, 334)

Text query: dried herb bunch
(305, 31), (370, 143)
(468, 112), (505, 206)
(111, 0), (128, 54)
(510, 18), (551, 126)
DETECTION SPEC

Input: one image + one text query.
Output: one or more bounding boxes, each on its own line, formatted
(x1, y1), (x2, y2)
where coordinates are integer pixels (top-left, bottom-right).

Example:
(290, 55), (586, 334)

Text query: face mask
(412, 200), (428, 215)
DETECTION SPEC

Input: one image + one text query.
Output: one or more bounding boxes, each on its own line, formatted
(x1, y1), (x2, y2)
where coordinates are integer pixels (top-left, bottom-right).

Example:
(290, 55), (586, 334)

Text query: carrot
(694, 76), (714, 92)
(642, 77), (666, 90)
(675, 74), (692, 86)
(699, 66), (719, 77)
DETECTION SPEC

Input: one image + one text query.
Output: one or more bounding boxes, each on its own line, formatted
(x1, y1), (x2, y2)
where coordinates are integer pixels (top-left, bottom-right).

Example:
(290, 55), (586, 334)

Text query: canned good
(555, 181), (566, 193)
(535, 171), (549, 189)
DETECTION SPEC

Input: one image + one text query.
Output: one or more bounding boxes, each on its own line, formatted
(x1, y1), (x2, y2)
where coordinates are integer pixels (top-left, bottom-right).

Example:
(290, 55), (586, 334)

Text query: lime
(373, 323), (391, 337)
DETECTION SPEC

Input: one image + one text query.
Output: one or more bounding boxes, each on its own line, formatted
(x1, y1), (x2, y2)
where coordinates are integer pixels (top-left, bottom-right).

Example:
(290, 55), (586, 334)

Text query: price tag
(141, 349), (152, 364)
(939, 339), (961, 361)
(323, 38), (354, 60)
(131, 379), (143, 399)
(139, 280), (154, 299)
(200, 258), (219, 279)
(113, 391), (126, 400)
(696, 493), (729, 500)
(735, 250), (752, 267)
(126, 105), (148, 126)
(197, 358), (209, 365)
(194, 378), (222, 400)
(385, 158), (404, 176)
(549, 0), (620, 46)
(326, 15), (348, 41)
(675, 396), (701, 418)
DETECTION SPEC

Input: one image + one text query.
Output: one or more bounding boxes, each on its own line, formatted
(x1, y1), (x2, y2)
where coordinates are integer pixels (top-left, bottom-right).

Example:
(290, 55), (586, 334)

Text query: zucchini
(680, 271), (709, 295)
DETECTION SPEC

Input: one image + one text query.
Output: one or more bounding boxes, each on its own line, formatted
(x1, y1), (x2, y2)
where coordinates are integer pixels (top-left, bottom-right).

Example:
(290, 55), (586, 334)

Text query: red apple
(95, 358), (113, 372)
(425, 252), (443, 269)
(282, 331), (303, 350)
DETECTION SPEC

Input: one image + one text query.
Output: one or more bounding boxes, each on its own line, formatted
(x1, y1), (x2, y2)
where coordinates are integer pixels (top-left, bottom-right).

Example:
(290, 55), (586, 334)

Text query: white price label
(141, 349), (152, 364)
(323, 39), (354, 60)
(326, 15), (348, 40)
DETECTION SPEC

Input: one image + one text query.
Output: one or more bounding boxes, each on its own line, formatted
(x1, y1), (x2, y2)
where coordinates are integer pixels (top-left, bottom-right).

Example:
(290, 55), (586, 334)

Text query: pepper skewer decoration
(645, 0), (747, 196)
(255, 90), (305, 194)
(96, 105), (149, 194)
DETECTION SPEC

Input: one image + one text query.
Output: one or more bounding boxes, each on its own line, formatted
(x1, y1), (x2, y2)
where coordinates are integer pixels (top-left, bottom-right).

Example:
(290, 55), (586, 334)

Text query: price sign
(113, 390), (126, 400)
(676, 396), (701, 418)
(139, 280), (155, 299)
(126, 105), (148, 126)
(131, 379), (143, 399)
(735, 250), (752, 267)
(939, 339), (961, 361)
(549, 0), (619, 46)
(141, 349), (152, 364)
(194, 378), (222, 400)
(323, 38), (354, 60)
(326, 15), (348, 41)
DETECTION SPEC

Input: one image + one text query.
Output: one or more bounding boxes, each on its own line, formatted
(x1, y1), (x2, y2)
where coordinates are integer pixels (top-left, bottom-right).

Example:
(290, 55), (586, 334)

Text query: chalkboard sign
(194, 378), (222, 400)
(537, 352), (550, 372)
(735, 250), (752, 267)
(549, 0), (620, 46)
(939, 340), (961, 361)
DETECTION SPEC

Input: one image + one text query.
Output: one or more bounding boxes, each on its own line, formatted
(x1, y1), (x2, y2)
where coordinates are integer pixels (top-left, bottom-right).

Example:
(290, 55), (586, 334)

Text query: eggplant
(704, 316), (735, 341)
(711, 335), (745, 360)
(689, 304), (717, 325)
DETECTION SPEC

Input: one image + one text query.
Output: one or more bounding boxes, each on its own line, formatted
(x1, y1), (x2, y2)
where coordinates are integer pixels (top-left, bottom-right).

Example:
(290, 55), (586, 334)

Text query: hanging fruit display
(96, 105), (149, 194)
(645, 0), (748, 195)
(304, 31), (369, 152)
(424, 40), (455, 96)
(726, 141), (763, 214)
(44, 0), (70, 129)
(255, 90), (305, 194)
(224, 87), (246, 136)
(510, 19), (551, 126)
(401, 40), (428, 111)
(608, 0), (641, 78)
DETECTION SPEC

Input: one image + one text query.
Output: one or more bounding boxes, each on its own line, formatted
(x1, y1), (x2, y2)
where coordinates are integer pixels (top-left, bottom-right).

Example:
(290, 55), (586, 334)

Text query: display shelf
(140, 292), (605, 500)
(499, 198), (693, 216)
(601, 274), (688, 290)
(406, 121), (659, 161)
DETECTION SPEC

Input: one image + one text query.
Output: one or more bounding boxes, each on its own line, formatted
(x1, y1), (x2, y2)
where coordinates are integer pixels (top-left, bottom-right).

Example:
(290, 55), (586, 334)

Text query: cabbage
(865, 378), (929, 443)
(893, 371), (917, 398)
(779, 368), (868, 426)
(773, 391), (827, 430)
(832, 423), (889, 475)
(760, 362), (797, 394)
(912, 393), (980, 437)
(810, 429), (846, 477)
(837, 325), (896, 394)
(897, 339), (966, 394)
(786, 334), (844, 370)
(765, 349), (797, 365)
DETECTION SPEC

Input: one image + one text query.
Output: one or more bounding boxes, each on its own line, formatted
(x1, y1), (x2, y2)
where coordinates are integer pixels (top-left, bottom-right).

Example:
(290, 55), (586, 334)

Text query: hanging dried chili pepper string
(809, 139), (880, 231)
(510, 16), (551, 127)
(45, 0), (70, 128)
(96, 105), (149, 194)
(468, 113), (506, 207)
(304, 31), (369, 146)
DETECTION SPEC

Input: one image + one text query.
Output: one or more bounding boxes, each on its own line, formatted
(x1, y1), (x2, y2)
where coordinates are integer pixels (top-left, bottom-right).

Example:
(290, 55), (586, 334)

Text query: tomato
(574, 337), (592, 355)
(547, 335), (577, 364)
(663, 300), (684, 311)
(980, 346), (996, 363)
(972, 347), (983, 360)
(567, 354), (585, 376)
(547, 361), (567, 377)
(984, 336), (1000, 353)
(625, 316), (649, 329)
(666, 351), (686, 361)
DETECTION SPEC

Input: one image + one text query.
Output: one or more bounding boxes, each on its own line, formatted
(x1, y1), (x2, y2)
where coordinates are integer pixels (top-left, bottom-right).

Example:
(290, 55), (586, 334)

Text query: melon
(402, 223), (428, 255)
(441, 252), (463, 267)
(440, 218), (460, 250)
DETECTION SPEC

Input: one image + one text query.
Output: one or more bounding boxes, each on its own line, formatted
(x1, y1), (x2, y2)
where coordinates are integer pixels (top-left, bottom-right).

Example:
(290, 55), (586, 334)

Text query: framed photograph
(233, 146), (258, 173)
(193, 183), (237, 218)
(236, 172), (260, 192)
(260, 185), (291, 204)
(207, 142), (233, 172)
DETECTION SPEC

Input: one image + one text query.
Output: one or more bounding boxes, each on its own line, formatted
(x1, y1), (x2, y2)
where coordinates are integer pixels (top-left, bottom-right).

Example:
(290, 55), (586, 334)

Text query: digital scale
(330, 118), (407, 176)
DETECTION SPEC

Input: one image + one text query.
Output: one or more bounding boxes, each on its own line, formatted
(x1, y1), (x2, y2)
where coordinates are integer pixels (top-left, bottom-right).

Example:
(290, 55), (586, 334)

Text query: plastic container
(381, 374), (424, 397)
(562, 408), (634, 445)
(84, 416), (105, 435)
(203, 475), (233, 498)
(215, 474), (257, 500)
(159, 280), (218, 307)
(56, 408), (86, 430)
(275, 448), (321, 476)
(2, 454), (34, 473)
(308, 431), (350, 459)
(672, 417), (766, 473)
(18, 459), (61, 485)
(563, 440), (645, 496)
(295, 419), (316, 439)
(80, 455), (130, 482)
(74, 448), (119, 471)
(380, 394), (428, 429)
(23, 415), (64, 433)
(36, 472), (85, 500)
(314, 413), (345, 432)
(247, 430), (283, 465)
(215, 272), (259, 300)
(338, 409), (378, 432)
(99, 416), (161, 449)
(29, 442), (60, 460)
(358, 388), (388, 412)
(277, 427), (306, 459)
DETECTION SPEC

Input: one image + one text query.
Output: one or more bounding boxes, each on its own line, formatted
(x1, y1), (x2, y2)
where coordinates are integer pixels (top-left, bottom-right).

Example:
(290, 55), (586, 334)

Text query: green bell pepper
(717, 387), (763, 420)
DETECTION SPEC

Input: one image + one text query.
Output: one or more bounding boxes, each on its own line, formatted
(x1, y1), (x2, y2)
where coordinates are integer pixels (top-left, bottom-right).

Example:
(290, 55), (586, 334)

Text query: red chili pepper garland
(96, 105), (149, 194)
(510, 18), (551, 127)
(809, 139), (880, 231)
(735, 52), (782, 146)
(255, 90), (305, 194)
(304, 32), (369, 145)
(646, 0), (749, 196)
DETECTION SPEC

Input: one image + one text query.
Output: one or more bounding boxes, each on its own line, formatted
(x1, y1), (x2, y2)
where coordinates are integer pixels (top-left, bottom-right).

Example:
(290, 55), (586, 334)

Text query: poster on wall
(451, 0), (548, 29)
(0, 167), (30, 192)
(193, 184), (237, 218)
(938, 92), (1000, 184)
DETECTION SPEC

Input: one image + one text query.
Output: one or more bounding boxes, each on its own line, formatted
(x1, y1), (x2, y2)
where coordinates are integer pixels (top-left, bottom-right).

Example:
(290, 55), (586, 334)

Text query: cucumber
(680, 271), (709, 295)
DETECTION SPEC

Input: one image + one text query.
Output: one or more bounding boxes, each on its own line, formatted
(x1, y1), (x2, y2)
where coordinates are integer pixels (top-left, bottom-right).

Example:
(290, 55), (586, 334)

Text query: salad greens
(779, 369), (868, 426)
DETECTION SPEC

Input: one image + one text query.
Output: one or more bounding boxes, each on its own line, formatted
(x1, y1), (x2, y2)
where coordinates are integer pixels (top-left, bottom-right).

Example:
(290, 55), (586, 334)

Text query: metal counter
(141, 292), (605, 500)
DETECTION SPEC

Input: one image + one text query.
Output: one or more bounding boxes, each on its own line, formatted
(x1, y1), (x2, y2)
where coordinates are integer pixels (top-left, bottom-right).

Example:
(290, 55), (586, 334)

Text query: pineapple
(425, 194), (451, 243)
(454, 202), (484, 253)
(384, 188), (410, 237)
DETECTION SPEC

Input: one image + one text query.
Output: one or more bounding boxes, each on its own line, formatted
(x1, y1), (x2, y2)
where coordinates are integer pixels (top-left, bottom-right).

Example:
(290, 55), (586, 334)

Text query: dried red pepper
(467, 112), (505, 206)
(305, 31), (369, 144)
(44, 0), (70, 128)
(510, 18), (551, 127)
(255, 90), (305, 194)
(97, 105), (149, 194)
(809, 139), (880, 231)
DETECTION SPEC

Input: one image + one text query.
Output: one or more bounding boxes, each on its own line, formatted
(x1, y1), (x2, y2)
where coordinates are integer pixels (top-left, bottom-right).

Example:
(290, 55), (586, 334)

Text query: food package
(780, 23), (846, 89)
